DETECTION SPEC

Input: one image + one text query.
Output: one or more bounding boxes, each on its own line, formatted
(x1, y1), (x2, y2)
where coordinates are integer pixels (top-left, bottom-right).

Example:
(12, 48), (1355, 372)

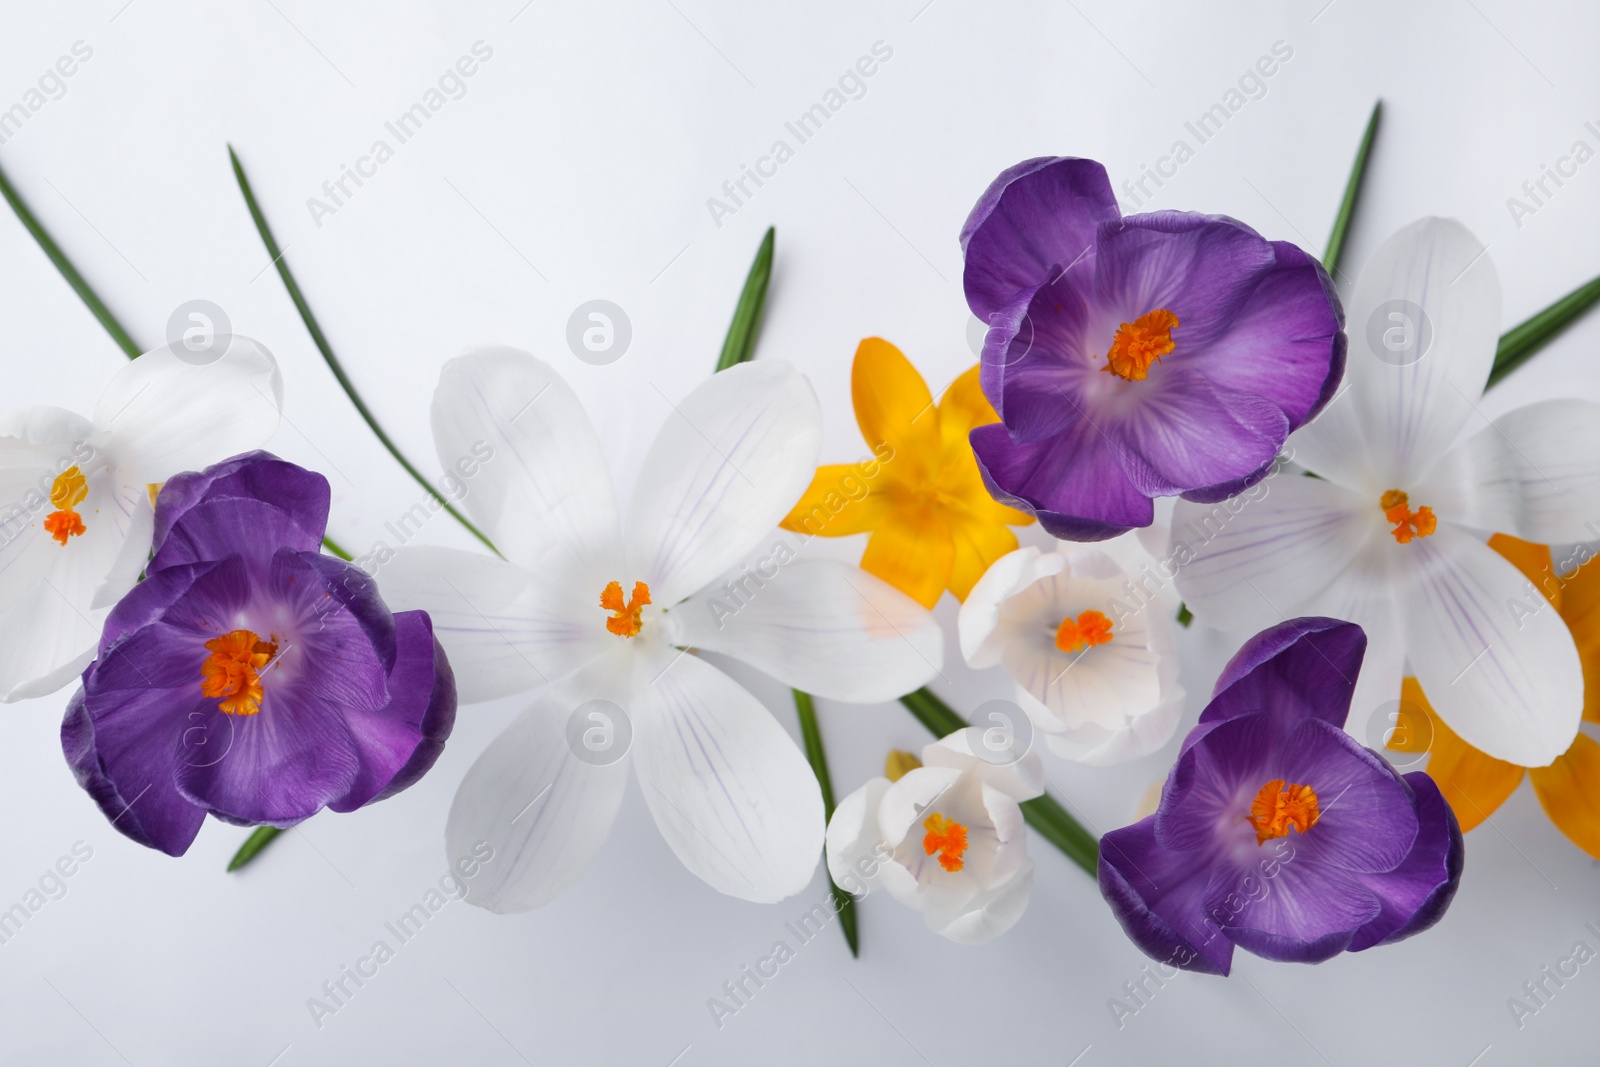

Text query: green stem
(227, 826), (285, 871)
(1486, 272), (1600, 390)
(794, 691), (858, 956)
(714, 227), (775, 372)
(228, 145), (499, 556)
(1323, 100), (1381, 281)
(898, 687), (1099, 876)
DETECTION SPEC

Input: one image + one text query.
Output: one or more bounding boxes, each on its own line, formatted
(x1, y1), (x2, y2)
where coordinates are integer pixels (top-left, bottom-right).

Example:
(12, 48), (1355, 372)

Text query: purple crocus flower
(1099, 617), (1462, 974)
(962, 157), (1345, 540)
(61, 452), (455, 856)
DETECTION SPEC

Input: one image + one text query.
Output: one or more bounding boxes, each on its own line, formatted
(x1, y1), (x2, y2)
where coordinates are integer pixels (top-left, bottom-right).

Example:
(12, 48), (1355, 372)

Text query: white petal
(920, 726), (1044, 803)
(0, 406), (96, 466)
(825, 777), (892, 896)
(1400, 525), (1582, 766)
(1032, 684), (1185, 766)
(431, 346), (622, 573)
(377, 545), (612, 704)
(957, 546), (1063, 668)
(626, 361), (821, 607)
(1297, 536), (1407, 747)
(1420, 399), (1600, 544)
(1292, 218), (1501, 492)
(669, 559), (942, 702)
(631, 651), (823, 902)
(93, 338), (282, 480)
(1172, 473), (1373, 632)
(929, 858), (1034, 944)
(446, 659), (632, 913)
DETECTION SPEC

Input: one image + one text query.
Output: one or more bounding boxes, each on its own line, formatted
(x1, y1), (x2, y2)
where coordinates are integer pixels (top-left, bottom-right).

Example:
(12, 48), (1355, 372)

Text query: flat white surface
(3, 1), (1600, 1064)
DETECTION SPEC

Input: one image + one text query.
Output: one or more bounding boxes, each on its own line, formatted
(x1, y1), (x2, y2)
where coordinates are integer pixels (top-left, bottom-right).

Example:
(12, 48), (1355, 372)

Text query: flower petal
(631, 651), (823, 902)
(860, 507), (954, 609)
(970, 419), (1153, 541)
(851, 338), (940, 486)
(670, 559), (942, 703)
(779, 464), (893, 538)
(1398, 677), (1521, 832)
(1530, 733), (1600, 859)
(150, 451), (327, 571)
(1098, 817), (1233, 975)
(1348, 771), (1464, 951)
(627, 361), (821, 607)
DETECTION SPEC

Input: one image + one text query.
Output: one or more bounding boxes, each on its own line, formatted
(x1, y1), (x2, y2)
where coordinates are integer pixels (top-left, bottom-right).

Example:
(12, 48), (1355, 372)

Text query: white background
(2, 1), (1600, 1064)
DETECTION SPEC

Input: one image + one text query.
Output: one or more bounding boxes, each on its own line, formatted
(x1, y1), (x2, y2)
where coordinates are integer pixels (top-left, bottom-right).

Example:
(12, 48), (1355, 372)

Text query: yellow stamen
(200, 629), (278, 716)
(922, 812), (969, 872)
(600, 580), (652, 637)
(885, 749), (922, 782)
(1247, 779), (1321, 844)
(1055, 609), (1114, 653)
(43, 466), (89, 546)
(1102, 308), (1179, 381)
(1380, 489), (1437, 544)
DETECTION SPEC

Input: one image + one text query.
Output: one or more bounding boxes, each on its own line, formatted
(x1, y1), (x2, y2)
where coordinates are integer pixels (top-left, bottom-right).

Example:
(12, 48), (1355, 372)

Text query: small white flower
(378, 347), (943, 912)
(827, 728), (1043, 943)
(0, 340), (282, 700)
(957, 532), (1184, 765)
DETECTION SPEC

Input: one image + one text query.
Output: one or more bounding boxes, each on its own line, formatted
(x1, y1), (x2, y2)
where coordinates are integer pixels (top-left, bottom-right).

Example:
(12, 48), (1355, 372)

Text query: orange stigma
(1380, 490), (1437, 544)
(1247, 779), (1321, 844)
(922, 812), (969, 873)
(601, 580), (652, 637)
(43, 466), (89, 545)
(1102, 308), (1179, 381)
(200, 629), (278, 716)
(1055, 609), (1113, 653)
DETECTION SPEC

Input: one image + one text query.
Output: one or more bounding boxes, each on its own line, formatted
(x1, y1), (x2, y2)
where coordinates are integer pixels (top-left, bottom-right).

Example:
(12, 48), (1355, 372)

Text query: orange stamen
(1102, 308), (1179, 381)
(1380, 489), (1438, 544)
(43, 466), (89, 546)
(200, 629), (278, 716)
(922, 812), (969, 873)
(1055, 609), (1114, 653)
(1247, 779), (1321, 844)
(600, 580), (652, 637)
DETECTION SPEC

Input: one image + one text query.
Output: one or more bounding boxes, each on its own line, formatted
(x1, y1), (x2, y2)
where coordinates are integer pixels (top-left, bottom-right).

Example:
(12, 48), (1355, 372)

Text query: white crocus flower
(378, 347), (943, 912)
(1173, 217), (1600, 767)
(826, 728), (1043, 943)
(958, 532), (1184, 765)
(0, 340), (282, 700)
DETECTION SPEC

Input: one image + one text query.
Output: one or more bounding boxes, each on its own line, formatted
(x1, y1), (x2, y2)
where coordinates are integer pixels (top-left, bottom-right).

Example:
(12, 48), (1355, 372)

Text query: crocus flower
(962, 157), (1345, 540)
(1100, 617), (1463, 974)
(0, 341), (282, 700)
(61, 452), (455, 855)
(377, 348), (942, 911)
(1388, 535), (1600, 856)
(1172, 218), (1599, 767)
(826, 728), (1044, 943)
(779, 337), (1032, 608)
(958, 531), (1184, 765)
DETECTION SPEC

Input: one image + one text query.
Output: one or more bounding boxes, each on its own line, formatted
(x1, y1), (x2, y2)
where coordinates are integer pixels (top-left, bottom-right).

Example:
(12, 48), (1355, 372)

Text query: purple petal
(970, 420), (1152, 541)
(1348, 771), (1465, 951)
(151, 451), (328, 572)
(1156, 711), (1275, 851)
(1205, 617), (1366, 730)
(1218, 849), (1378, 964)
(1099, 817), (1233, 975)
(269, 549), (392, 713)
(328, 610), (457, 812)
(297, 551), (398, 674)
(1271, 719), (1419, 874)
(978, 257), (1096, 441)
(962, 157), (1119, 324)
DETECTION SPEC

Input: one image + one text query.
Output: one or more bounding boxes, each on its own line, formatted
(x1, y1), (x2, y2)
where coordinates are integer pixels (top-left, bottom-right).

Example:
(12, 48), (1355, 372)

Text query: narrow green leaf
(0, 157), (141, 358)
(714, 227), (775, 372)
(1323, 100), (1381, 281)
(227, 825), (285, 872)
(898, 687), (1098, 875)
(228, 145), (499, 556)
(1486, 272), (1600, 390)
(1176, 603), (1193, 628)
(794, 691), (858, 957)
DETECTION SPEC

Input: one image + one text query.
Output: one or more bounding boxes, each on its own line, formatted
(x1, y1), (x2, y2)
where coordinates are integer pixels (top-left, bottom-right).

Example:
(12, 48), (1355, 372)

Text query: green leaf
(714, 227), (775, 371)
(1176, 602), (1193, 628)
(228, 146), (499, 556)
(1486, 272), (1600, 390)
(227, 826), (285, 872)
(794, 691), (858, 957)
(0, 157), (141, 360)
(1323, 100), (1381, 281)
(898, 687), (1098, 876)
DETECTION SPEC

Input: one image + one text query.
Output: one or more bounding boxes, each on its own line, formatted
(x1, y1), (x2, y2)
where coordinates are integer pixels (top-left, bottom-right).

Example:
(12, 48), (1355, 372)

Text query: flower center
(1055, 609), (1113, 653)
(1380, 489), (1437, 544)
(1247, 779), (1320, 844)
(1102, 308), (1179, 381)
(200, 629), (278, 716)
(43, 466), (89, 546)
(922, 812), (969, 872)
(600, 580), (652, 637)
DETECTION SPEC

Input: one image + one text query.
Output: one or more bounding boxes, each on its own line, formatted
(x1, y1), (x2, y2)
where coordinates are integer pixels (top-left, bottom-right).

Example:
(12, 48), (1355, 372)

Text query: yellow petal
(852, 338), (940, 485)
(1488, 533), (1559, 611)
(947, 516), (1020, 602)
(1530, 733), (1600, 859)
(937, 364), (997, 453)
(861, 507), (954, 609)
(1397, 677), (1523, 832)
(780, 464), (892, 538)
